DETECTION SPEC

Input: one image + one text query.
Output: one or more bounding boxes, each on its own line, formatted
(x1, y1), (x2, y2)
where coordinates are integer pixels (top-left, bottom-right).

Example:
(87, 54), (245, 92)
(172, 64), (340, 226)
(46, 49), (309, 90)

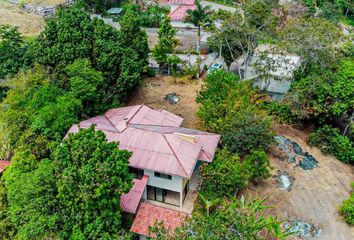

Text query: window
(154, 172), (172, 180)
(129, 167), (144, 180)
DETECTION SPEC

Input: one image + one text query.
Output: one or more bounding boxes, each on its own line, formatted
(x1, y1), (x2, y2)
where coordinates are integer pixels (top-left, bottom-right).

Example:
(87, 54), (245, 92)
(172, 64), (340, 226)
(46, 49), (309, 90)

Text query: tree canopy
(2, 127), (133, 239)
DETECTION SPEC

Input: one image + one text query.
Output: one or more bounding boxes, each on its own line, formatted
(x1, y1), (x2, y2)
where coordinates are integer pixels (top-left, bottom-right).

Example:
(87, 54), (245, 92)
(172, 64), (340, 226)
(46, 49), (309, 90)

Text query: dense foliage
(279, 17), (342, 72)
(308, 125), (354, 164)
(339, 182), (354, 225)
(0, 6), (148, 159)
(284, 59), (354, 123)
(208, 0), (277, 69)
(152, 196), (290, 239)
(197, 70), (274, 155)
(152, 17), (179, 73)
(1, 127), (133, 239)
(300, 0), (354, 22)
(0, 25), (34, 100)
(201, 148), (270, 197)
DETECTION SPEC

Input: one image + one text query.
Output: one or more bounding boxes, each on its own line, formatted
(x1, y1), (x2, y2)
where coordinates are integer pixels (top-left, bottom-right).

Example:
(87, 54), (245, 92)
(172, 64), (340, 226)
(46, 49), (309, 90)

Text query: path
(247, 125), (354, 240)
(201, 0), (238, 13)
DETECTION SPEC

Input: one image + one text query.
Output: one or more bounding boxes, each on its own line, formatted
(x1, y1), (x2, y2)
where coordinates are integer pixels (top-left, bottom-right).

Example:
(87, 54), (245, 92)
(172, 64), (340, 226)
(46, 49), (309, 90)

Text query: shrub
(263, 101), (293, 123)
(201, 149), (250, 197)
(308, 125), (354, 164)
(223, 108), (274, 155)
(243, 150), (271, 183)
(339, 182), (354, 225)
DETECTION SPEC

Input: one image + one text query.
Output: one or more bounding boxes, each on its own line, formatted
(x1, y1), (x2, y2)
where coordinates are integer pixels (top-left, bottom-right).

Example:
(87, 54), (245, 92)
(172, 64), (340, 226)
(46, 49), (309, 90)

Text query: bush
(201, 149), (250, 197)
(263, 100), (293, 123)
(308, 125), (354, 164)
(223, 109), (274, 154)
(339, 182), (354, 225)
(243, 150), (271, 183)
(201, 148), (271, 197)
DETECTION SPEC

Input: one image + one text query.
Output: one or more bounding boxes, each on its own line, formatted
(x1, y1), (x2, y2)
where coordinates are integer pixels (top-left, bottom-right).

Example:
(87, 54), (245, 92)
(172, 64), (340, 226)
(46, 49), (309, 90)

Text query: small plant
(339, 182), (354, 225)
(18, 0), (26, 9)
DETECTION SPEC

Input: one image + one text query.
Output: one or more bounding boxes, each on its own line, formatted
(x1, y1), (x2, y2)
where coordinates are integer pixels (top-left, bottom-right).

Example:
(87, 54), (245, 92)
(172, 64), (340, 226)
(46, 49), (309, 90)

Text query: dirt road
(247, 125), (354, 240)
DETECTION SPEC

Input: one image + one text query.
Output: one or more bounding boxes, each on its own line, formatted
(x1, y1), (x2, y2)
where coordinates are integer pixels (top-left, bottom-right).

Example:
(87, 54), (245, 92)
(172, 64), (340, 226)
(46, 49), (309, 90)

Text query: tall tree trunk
(343, 111), (354, 136)
(197, 26), (201, 78)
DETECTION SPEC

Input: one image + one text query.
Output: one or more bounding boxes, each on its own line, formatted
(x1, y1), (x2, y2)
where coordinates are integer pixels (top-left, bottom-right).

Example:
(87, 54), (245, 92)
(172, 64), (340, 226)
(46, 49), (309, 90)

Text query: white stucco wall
(144, 169), (183, 193)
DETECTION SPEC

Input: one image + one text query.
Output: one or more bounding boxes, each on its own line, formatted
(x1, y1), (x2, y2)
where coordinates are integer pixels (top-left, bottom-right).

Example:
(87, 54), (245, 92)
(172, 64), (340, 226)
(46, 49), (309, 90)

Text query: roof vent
(173, 133), (195, 143)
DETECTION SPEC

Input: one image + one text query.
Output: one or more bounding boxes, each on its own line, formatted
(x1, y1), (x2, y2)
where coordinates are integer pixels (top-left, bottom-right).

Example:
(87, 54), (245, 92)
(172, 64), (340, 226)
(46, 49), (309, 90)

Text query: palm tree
(184, 0), (211, 53)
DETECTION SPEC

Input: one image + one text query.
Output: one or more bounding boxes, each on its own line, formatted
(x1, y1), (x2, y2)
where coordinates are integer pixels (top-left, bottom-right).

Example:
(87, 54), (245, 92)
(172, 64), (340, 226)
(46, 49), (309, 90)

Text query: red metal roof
(67, 105), (220, 178)
(130, 202), (187, 237)
(0, 160), (11, 173)
(160, 0), (195, 6)
(169, 5), (197, 21)
(120, 176), (149, 214)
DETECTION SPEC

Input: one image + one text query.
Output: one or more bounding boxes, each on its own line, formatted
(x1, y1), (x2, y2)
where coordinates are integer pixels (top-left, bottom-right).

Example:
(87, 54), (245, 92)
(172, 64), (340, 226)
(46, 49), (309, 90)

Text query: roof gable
(66, 105), (220, 178)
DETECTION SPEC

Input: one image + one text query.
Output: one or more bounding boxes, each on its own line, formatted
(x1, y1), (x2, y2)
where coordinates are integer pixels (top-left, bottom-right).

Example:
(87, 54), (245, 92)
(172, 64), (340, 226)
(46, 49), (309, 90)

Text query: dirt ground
(247, 125), (354, 240)
(128, 77), (354, 239)
(24, 0), (65, 5)
(127, 76), (203, 129)
(0, 1), (45, 36)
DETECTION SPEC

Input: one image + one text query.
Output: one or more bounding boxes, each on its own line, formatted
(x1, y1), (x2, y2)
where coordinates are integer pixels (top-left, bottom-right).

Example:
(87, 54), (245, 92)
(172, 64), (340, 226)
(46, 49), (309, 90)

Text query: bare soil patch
(127, 75), (203, 129)
(0, 1), (45, 36)
(247, 124), (354, 240)
(23, 0), (65, 5)
(128, 77), (354, 240)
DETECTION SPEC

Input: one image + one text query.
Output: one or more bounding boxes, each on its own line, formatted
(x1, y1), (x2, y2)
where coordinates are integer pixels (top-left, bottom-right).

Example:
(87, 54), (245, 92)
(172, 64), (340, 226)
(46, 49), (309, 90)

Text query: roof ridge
(126, 105), (144, 124)
(102, 114), (120, 133)
(162, 133), (188, 177)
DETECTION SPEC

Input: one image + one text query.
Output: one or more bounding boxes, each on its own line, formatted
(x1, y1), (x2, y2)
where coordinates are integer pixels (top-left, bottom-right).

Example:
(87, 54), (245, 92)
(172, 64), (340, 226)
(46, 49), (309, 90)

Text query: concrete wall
(253, 77), (292, 94)
(144, 169), (183, 193)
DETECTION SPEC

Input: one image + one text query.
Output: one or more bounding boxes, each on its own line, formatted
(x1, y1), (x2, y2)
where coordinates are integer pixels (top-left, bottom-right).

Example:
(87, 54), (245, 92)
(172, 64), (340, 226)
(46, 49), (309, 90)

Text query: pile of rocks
(274, 136), (318, 170)
(8, 0), (75, 17)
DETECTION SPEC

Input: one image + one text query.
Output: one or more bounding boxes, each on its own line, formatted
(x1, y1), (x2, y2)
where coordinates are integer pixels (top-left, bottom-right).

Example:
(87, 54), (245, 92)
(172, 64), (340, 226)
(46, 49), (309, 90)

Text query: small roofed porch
(130, 202), (187, 240)
(120, 176), (149, 214)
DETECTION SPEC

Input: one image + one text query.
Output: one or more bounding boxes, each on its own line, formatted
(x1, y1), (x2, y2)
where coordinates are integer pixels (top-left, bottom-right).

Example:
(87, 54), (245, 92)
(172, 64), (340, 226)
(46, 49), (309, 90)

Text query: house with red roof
(159, 0), (197, 28)
(67, 105), (220, 239)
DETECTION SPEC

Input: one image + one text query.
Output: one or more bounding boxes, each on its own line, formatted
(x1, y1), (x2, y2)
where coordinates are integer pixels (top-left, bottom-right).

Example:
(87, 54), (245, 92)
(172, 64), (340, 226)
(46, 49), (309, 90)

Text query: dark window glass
(154, 172), (172, 180)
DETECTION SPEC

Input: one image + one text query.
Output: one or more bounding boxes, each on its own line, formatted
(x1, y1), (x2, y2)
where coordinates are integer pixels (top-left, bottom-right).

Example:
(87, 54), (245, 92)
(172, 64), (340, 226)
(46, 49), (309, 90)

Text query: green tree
(279, 17), (342, 72)
(201, 148), (250, 196)
(0, 25), (34, 100)
(208, 1), (277, 72)
(184, 0), (211, 52)
(223, 109), (274, 154)
(65, 58), (105, 116)
(3, 151), (58, 239)
(2, 127), (133, 239)
(54, 127), (133, 239)
(197, 71), (274, 154)
(284, 58), (354, 123)
(0, 25), (33, 80)
(0, 66), (81, 159)
(119, 9), (150, 70)
(152, 17), (179, 73)
(0, 177), (15, 240)
(36, 7), (94, 68)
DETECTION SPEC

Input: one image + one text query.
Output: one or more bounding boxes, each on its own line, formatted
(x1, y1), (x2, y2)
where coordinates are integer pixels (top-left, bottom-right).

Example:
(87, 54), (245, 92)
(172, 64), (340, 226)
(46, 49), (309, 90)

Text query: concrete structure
(238, 51), (301, 95)
(67, 105), (220, 238)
